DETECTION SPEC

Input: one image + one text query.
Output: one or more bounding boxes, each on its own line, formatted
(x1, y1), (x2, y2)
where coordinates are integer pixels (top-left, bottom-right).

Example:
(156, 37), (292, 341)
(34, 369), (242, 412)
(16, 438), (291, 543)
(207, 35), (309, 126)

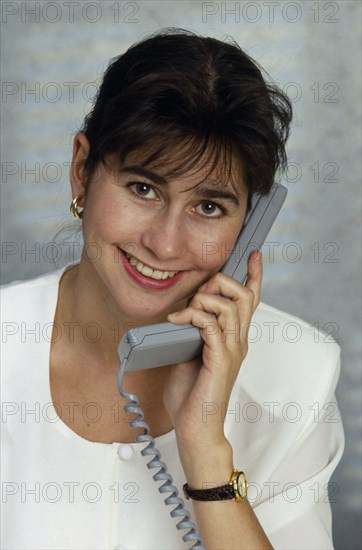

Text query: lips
(125, 252), (178, 280)
(118, 248), (186, 290)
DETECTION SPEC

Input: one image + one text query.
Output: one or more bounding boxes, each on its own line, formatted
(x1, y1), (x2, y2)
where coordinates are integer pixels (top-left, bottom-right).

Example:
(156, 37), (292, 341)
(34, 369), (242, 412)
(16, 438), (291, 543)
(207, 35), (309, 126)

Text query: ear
(70, 132), (91, 206)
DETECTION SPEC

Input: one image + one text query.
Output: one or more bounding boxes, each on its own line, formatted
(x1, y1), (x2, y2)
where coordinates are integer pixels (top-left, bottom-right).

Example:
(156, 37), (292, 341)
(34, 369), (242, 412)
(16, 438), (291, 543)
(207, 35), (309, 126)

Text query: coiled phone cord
(117, 358), (206, 550)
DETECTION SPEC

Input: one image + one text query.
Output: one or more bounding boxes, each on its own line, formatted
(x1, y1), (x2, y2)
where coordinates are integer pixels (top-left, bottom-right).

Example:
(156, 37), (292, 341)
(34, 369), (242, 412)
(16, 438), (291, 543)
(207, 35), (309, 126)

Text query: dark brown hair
(81, 28), (292, 203)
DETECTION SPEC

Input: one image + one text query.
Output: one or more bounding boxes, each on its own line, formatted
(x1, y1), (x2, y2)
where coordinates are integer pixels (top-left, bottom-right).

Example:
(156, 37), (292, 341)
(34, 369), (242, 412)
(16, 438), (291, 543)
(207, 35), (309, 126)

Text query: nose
(140, 208), (188, 263)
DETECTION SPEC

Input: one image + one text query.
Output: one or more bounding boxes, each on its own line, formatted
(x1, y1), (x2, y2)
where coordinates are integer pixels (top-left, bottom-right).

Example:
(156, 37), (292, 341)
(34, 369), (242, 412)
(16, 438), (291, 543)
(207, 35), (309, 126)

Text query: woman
(1, 29), (344, 549)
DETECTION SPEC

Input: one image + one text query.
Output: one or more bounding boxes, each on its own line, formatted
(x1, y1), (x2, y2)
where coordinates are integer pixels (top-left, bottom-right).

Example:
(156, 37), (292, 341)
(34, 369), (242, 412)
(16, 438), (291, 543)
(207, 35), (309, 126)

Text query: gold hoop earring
(70, 195), (84, 219)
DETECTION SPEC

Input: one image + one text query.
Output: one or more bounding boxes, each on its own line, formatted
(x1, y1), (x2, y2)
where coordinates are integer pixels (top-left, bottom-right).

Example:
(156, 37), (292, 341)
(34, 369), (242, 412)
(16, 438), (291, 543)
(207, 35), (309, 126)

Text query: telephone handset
(118, 182), (287, 372)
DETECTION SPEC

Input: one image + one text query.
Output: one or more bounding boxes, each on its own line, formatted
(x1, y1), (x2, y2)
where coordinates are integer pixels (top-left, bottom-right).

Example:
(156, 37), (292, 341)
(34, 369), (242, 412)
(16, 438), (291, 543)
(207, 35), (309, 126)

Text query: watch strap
(183, 482), (235, 501)
(183, 469), (247, 502)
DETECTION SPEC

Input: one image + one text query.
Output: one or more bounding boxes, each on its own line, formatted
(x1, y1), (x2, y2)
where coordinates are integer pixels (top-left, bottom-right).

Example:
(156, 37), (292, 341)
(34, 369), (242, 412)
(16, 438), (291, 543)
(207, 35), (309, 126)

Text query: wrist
(178, 439), (234, 489)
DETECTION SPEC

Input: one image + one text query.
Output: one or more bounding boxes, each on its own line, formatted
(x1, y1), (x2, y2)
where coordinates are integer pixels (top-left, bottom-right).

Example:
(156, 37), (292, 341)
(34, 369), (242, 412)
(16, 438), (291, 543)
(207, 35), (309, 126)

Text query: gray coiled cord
(117, 358), (206, 550)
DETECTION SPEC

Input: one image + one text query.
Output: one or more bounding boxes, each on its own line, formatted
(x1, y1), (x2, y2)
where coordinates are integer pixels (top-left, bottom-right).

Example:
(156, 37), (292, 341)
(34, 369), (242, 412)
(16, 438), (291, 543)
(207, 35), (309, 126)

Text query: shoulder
(1, 271), (56, 317)
(0, 266), (75, 304)
(239, 301), (341, 407)
(1, 265), (73, 320)
(253, 301), (340, 366)
(1, 268), (62, 295)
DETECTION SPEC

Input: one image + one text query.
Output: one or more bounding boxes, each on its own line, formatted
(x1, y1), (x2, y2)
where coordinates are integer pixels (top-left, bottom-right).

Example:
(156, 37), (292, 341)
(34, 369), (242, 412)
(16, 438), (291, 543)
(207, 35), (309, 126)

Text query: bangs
(103, 133), (246, 196)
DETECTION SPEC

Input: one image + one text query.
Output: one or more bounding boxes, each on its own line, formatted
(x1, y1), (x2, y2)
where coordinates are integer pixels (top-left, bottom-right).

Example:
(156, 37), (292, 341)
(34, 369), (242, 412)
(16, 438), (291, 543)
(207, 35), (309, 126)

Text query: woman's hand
(164, 251), (263, 480)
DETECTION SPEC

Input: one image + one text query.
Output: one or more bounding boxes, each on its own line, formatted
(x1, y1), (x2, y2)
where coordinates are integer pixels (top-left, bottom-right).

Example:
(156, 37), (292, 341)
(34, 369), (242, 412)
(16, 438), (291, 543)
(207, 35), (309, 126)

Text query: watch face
(236, 472), (248, 500)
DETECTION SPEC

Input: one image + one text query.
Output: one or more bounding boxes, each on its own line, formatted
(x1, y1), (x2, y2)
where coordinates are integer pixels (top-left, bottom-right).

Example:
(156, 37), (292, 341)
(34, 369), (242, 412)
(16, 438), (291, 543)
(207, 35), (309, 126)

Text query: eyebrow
(120, 166), (167, 185)
(119, 165), (241, 207)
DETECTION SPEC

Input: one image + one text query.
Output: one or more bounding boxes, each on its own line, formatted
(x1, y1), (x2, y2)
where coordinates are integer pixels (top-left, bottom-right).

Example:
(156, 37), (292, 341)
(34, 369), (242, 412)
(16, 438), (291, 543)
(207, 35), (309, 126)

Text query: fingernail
(252, 251), (262, 261)
(168, 311), (179, 318)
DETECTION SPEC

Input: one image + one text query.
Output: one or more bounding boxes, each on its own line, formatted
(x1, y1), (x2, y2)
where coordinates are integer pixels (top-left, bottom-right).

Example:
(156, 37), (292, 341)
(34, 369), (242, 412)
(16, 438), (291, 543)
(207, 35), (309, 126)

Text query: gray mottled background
(1, 1), (361, 548)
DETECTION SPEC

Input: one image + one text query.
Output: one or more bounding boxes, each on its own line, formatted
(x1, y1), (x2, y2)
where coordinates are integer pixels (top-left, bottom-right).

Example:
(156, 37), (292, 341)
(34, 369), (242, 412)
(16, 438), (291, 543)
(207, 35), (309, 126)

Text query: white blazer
(1, 268), (344, 550)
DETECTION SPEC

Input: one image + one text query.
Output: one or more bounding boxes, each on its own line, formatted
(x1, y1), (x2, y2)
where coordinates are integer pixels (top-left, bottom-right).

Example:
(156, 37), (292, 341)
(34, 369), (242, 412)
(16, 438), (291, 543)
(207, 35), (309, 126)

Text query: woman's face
(73, 137), (249, 323)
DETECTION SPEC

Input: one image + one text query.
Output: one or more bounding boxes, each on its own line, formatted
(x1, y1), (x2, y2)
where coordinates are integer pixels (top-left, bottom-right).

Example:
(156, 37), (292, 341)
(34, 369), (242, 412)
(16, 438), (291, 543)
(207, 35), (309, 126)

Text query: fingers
(244, 250), (263, 311)
(195, 250), (263, 312)
(168, 300), (244, 364)
(169, 292), (243, 333)
(167, 251), (262, 349)
(166, 251), (263, 405)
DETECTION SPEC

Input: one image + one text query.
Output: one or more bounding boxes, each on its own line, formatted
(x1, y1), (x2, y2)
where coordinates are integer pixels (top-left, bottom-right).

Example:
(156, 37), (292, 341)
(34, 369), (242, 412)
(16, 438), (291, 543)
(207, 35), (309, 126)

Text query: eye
(194, 201), (225, 219)
(129, 182), (158, 200)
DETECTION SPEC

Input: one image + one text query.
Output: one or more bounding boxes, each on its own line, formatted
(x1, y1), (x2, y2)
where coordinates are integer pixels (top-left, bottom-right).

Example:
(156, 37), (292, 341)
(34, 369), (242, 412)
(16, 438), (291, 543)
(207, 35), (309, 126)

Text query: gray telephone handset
(118, 182), (287, 371)
(116, 182), (287, 550)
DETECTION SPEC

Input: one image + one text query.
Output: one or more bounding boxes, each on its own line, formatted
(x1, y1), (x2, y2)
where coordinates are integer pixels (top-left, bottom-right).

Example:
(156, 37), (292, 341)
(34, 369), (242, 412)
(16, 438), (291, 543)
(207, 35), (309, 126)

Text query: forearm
(180, 443), (273, 550)
(192, 497), (273, 550)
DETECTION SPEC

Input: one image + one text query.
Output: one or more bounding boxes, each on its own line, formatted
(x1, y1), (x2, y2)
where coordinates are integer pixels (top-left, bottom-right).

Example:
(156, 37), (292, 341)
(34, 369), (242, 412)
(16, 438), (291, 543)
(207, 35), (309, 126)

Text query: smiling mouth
(125, 252), (178, 280)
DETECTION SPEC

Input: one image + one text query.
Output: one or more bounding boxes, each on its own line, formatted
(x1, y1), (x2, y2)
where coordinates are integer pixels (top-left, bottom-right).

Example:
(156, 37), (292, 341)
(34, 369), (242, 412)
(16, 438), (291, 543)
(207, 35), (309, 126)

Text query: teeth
(125, 252), (177, 280)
